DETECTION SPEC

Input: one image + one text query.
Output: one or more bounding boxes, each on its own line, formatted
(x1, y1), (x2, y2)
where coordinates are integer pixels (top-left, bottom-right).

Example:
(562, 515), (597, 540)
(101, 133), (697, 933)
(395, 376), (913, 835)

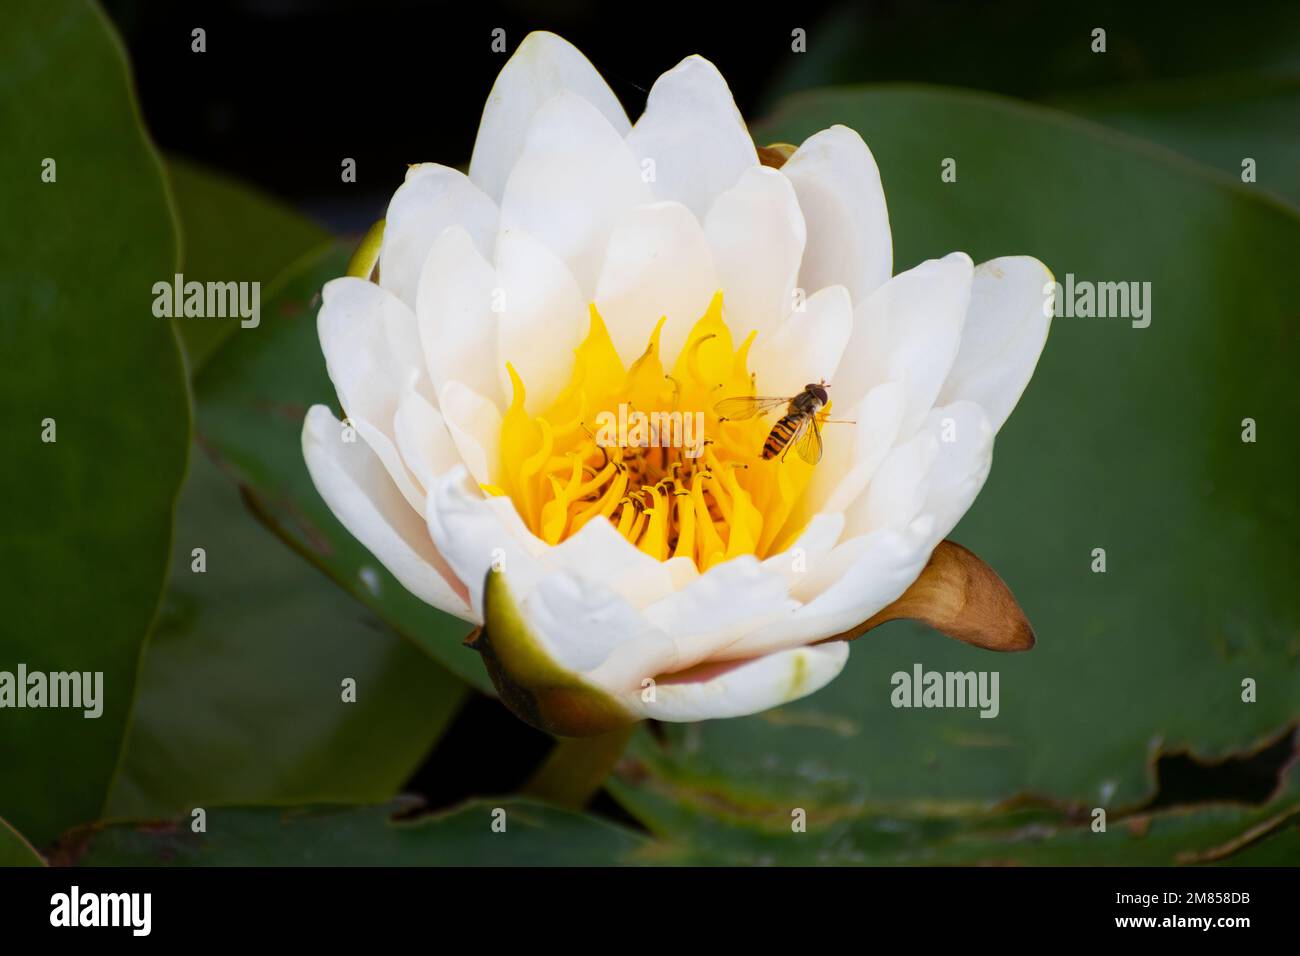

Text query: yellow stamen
(494, 297), (822, 570)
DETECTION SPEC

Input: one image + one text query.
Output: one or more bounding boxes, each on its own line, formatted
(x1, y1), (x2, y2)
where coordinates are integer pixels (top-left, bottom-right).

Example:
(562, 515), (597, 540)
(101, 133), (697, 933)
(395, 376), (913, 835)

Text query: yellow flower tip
(733, 328), (758, 375)
(494, 296), (822, 571)
(504, 362), (527, 410)
(346, 218), (386, 281)
(630, 315), (667, 369)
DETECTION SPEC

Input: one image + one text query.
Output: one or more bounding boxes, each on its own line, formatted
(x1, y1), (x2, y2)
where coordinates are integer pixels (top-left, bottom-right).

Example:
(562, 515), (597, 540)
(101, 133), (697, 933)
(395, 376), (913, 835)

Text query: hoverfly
(714, 381), (850, 466)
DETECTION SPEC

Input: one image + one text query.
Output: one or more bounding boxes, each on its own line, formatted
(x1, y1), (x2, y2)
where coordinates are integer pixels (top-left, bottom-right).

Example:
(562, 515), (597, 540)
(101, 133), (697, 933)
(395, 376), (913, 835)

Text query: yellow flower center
(489, 293), (819, 571)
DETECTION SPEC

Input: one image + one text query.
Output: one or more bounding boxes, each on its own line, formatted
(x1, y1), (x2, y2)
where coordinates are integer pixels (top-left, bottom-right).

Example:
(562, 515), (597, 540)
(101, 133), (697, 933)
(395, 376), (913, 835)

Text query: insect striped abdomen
(762, 414), (802, 459)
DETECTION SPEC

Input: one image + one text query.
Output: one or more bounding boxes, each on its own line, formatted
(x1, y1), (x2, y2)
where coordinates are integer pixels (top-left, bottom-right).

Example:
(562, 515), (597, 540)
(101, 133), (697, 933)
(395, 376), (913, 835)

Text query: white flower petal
(426, 467), (547, 622)
(627, 642), (851, 722)
(805, 380), (907, 518)
(938, 256), (1053, 431)
(837, 252), (973, 435)
(844, 400), (993, 542)
(729, 402), (1000, 661)
(760, 512), (845, 590)
(542, 516), (684, 609)
(770, 381), (905, 556)
(725, 517), (935, 661)
(642, 556), (793, 651)
(494, 225), (586, 413)
(917, 401), (995, 544)
(380, 164), (498, 310)
(499, 92), (653, 296)
(750, 284), (853, 398)
(317, 277), (425, 412)
(469, 31), (630, 204)
(316, 276), (428, 510)
(625, 54), (758, 220)
(781, 125), (892, 301)
(585, 558), (796, 691)
(514, 569), (669, 682)
(848, 427), (940, 536)
(484, 555), (717, 704)
(704, 166), (806, 343)
(351, 418), (424, 514)
(393, 384), (461, 493)
(438, 382), (502, 488)
(303, 405), (470, 620)
(594, 201), (719, 365)
(415, 225), (503, 410)
(523, 556), (792, 698)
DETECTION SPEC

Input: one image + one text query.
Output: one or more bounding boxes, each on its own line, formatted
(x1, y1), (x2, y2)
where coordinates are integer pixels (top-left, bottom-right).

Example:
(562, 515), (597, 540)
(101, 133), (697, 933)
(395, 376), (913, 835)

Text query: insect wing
(714, 395), (790, 421)
(795, 414), (824, 465)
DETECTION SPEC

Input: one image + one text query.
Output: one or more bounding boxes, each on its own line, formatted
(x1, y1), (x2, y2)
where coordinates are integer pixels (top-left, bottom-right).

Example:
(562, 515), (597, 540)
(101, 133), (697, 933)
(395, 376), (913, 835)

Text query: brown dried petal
(826, 540), (1036, 652)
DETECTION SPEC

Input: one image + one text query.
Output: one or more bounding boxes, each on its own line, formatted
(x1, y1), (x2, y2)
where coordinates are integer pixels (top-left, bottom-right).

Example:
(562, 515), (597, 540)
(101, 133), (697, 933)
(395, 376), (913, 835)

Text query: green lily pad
(164, 156), (330, 373)
(612, 760), (1300, 865)
(1047, 76), (1300, 210)
(607, 86), (1300, 857)
(59, 799), (648, 866)
(0, 817), (45, 868)
(1217, 823), (1300, 865)
(764, 1), (1300, 208)
(194, 244), (492, 692)
(106, 447), (467, 818)
(0, 0), (189, 846)
(629, 795), (1300, 867)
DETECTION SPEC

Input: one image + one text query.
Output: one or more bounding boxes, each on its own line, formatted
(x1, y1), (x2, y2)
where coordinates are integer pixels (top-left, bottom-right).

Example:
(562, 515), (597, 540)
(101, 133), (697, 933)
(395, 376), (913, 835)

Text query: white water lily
(303, 31), (1050, 735)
